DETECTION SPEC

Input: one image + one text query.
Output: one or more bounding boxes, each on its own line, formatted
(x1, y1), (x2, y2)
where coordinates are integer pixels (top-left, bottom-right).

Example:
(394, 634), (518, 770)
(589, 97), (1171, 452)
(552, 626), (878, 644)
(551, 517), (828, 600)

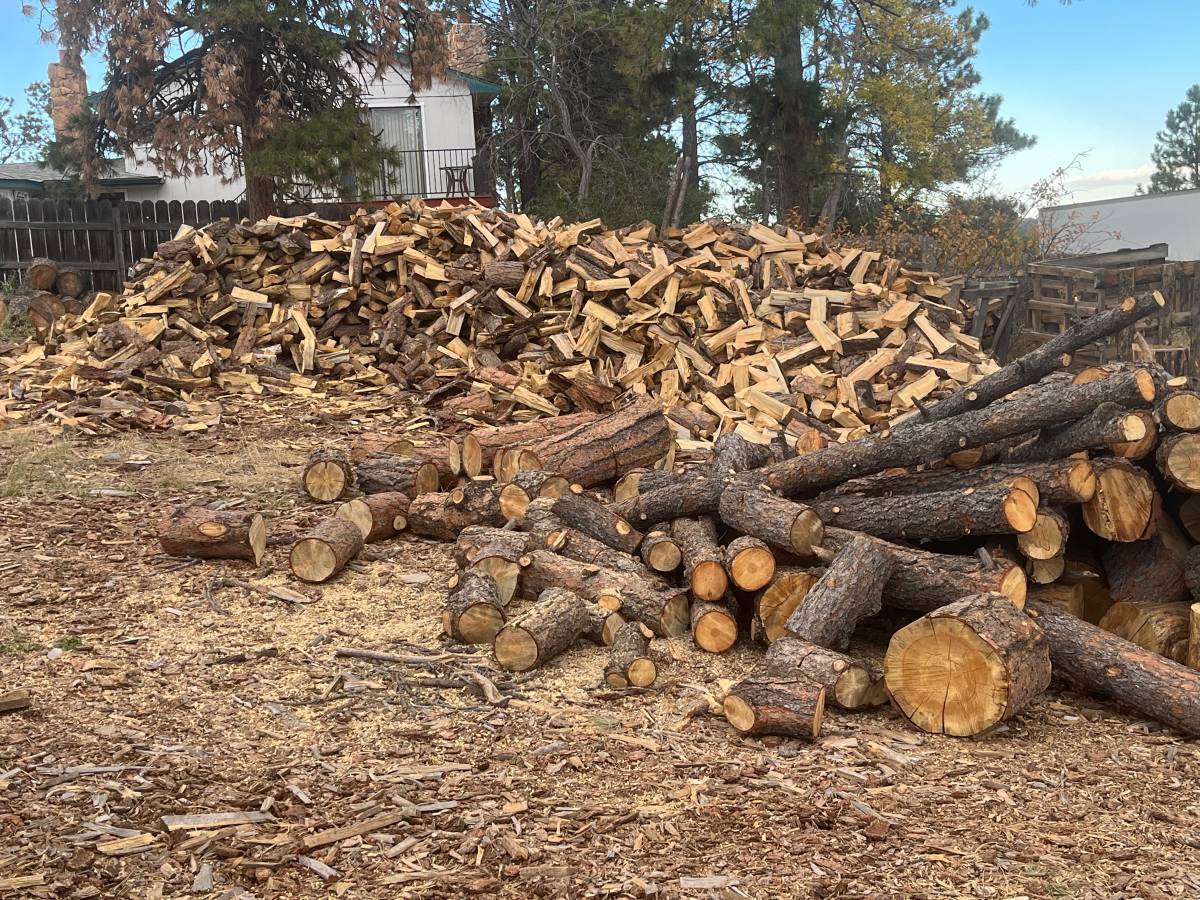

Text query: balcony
(362, 148), (492, 205)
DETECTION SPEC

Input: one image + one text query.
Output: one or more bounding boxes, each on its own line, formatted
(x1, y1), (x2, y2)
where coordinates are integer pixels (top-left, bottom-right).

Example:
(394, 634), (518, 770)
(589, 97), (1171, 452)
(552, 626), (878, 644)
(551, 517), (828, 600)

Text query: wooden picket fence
(0, 197), (248, 292)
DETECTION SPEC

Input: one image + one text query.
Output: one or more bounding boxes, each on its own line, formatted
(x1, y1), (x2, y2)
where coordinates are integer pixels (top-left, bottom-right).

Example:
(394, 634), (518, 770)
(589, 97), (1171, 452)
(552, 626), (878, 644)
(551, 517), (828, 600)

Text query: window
(369, 107), (425, 197)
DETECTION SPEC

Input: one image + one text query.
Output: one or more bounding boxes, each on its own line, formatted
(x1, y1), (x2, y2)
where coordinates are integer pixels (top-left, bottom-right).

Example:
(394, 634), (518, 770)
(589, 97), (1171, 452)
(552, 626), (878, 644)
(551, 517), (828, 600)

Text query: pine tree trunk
(604, 621), (657, 687)
(671, 517), (728, 601)
(764, 637), (884, 711)
(442, 570), (506, 644)
(158, 506), (266, 564)
(724, 535), (776, 591)
(493, 587), (590, 672)
(335, 492), (410, 542)
(785, 534), (891, 651)
(718, 481), (823, 555)
(289, 518), (363, 583)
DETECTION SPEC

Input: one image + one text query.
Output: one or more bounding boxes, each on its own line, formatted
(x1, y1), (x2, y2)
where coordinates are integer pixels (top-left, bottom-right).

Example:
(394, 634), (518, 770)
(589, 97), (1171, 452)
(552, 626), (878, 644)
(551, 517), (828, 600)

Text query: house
(1040, 188), (1200, 260)
(0, 160), (163, 202)
(38, 19), (498, 206)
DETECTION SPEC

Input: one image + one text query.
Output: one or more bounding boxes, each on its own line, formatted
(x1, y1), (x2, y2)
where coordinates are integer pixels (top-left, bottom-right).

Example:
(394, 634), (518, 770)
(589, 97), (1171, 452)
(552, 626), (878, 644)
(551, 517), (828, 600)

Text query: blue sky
(1, 1), (1195, 208)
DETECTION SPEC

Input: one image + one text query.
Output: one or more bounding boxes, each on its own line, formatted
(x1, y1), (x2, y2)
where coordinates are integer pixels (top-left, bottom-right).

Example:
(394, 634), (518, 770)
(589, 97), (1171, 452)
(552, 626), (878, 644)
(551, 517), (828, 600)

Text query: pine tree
(1148, 85), (1200, 193)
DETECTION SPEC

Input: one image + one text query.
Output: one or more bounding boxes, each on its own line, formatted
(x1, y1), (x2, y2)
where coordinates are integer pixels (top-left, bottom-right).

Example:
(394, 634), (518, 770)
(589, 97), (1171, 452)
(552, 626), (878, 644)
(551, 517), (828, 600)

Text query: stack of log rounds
(290, 518), (364, 583)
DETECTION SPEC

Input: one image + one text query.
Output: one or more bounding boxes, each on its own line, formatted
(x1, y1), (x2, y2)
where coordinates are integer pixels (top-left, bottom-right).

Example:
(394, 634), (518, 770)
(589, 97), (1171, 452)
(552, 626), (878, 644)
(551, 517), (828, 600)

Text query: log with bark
(1185, 544), (1200, 600)
(764, 636), (885, 711)
(1017, 507), (1070, 561)
(355, 454), (440, 498)
(552, 493), (643, 554)
(1002, 403), (1149, 463)
(1098, 601), (1192, 663)
(691, 598), (739, 653)
(785, 534), (892, 651)
(756, 567), (822, 644)
(1027, 582), (1086, 617)
(335, 492), (410, 542)
(24, 257), (58, 291)
(833, 459), (1095, 505)
(718, 481), (823, 556)
(497, 471), (572, 520)
(1159, 389), (1200, 433)
(1026, 599), (1200, 736)
(1157, 433), (1200, 493)
(1101, 519), (1189, 606)
(303, 449), (356, 503)
(604, 621), (658, 687)
(586, 606), (626, 648)
(442, 570), (506, 644)
(671, 516), (728, 601)
(612, 475), (725, 528)
(407, 483), (506, 541)
(723, 668), (826, 739)
(289, 518), (364, 583)
(724, 535), (776, 591)
(493, 587), (590, 672)
(1026, 555), (1065, 585)
(461, 412), (599, 478)
(1081, 458), (1159, 542)
(1109, 409), (1157, 461)
(884, 593), (1050, 736)
(158, 506), (266, 564)
(523, 399), (672, 487)
(640, 530), (683, 574)
(712, 432), (772, 474)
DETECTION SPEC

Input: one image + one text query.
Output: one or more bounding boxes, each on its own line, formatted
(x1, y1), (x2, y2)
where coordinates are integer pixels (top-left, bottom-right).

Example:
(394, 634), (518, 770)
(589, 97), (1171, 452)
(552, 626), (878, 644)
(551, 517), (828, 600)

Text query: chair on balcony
(441, 164), (471, 198)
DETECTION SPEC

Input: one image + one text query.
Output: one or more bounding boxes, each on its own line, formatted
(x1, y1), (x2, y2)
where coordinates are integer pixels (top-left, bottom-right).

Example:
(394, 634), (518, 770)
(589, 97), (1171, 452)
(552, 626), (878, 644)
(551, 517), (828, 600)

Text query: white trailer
(1040, 189), (1200, 261)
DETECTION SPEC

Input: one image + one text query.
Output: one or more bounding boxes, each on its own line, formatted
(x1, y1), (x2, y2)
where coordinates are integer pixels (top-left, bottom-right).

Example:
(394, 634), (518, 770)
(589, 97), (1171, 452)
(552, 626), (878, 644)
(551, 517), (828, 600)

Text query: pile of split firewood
(157, 288), (1200, 742)
(1, 201), (996, 442)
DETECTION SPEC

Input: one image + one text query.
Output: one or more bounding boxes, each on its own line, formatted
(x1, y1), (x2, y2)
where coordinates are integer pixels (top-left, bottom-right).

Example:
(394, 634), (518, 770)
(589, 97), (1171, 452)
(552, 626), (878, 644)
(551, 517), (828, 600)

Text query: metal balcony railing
(364, 148), (484, 200)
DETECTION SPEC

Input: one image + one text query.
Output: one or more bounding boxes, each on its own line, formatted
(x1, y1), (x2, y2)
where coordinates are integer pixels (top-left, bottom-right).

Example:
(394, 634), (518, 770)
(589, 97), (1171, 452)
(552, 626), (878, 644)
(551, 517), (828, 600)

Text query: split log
(355, 454), (440, 498)
(884, 593), (1051, 736)
(335, 492), (410, 542)
(1081, 458), (1159, 542)
(764, 637), (884, 711)
(1003, 403), (1150, 463)
(493, 587), (590, 672)
(691, 599), (739, 653)
(640, 530), (682, 573)
(552, 493), (642, 554)
(289, 518), (363, 583)
(724, 536), (776, 591)
(497, 471), (572, 520)
(762, 368), (1156, 498)
(604, 621), (657, 687)
(303, 449), (356, 502)
(723, 668), (825, 739)
(906, 291), (1163, 426)
(1157, 433), (1200, 492)
(1017, 507), (1070, 561)
(407, 483), (505, 541)
(612, 475), (725, 528)
(756, 568), (822, 644)
(158, 506), (266, 565)
(785, 534), (892, 651)
(671, 517), (728, 601)
(1027, 599), (1200, 735)
(1101, 521), (1189, 606)
(833, 459), (1094, 505)
(811, 484), (1036, 543)
(718, 481), (823, 556)
(1099, 601), (1191, 663)
(712, 432), (772, 474)
(1026, 555), (1065, 585)
(442, 570), (505, 644)
(461, 412), (599, 478)
(821, 527), (1027, 612)
(1109, 409), (1157, 461)
(1159, 389), (1200, 433)
(523, 399), (672, 487)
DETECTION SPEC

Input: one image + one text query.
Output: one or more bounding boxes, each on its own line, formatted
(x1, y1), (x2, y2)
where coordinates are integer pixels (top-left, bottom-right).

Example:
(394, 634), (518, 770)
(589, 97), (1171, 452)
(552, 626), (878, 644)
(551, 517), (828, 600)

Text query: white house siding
(1040, 190), (1200, 261)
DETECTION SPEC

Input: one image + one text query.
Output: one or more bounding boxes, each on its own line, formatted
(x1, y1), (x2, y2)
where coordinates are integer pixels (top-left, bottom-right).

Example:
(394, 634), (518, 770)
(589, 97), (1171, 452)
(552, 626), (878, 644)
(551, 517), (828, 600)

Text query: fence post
(111, 202), (127, 289)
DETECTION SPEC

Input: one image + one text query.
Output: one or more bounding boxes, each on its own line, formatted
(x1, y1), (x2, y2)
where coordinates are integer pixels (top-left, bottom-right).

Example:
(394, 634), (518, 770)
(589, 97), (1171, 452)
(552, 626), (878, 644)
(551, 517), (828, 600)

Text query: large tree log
(493, 587), (590, 672)
(785, 534), (892, 651)
(756, 568), (822, 643)
(1017, 506), (1070, 561)
(762, 368), (1156, 498)
(497, 471), (572, 520)
(821, 528), (1027, 612)
(289, 518), (364, 583)
(712, 432), (772, 474)
(158, 506), (266, 564)
(671, 517), (728, 601)
(832, 459), (1095, 505)
(355, 454), (440, 498)
(810, 484), (1036, 543)
(1160, 389), (1200, 433)
(1026, 599), (1200, 736)
(904, 291), (1163, 426)
(1157, 433), (1200, 492)
(1101, 519), (1189, 607)
(303, 449), (356, 502)
(724, 535), (776, 591)
(604, 621), (658, 687)
(691, 599), (739, 653)
(764, 637), (885, 711)
(1003, 403), (1149, 463)
(552, 493), (642, 554)
(884, 593), (1051, 736)
(1099, 601), (1192, 663)
(462, 412), (599, 477)
(407, 483), (505, 541)
(1081, 458), (1159, 542)
(718, 481), (823, 556)
(523, 399), (672, 487)
(24, 257), (59, 291)
(442, 570), (506, 644)
(723, 669), (825, 739)
(640, 530), (682, 574)
(335, 492), (410, 542)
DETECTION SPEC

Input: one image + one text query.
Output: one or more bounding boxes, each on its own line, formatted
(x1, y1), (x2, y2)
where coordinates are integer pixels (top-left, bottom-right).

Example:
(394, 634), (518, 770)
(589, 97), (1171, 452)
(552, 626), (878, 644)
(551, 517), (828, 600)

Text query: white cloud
(1062, 163), (1154, 194)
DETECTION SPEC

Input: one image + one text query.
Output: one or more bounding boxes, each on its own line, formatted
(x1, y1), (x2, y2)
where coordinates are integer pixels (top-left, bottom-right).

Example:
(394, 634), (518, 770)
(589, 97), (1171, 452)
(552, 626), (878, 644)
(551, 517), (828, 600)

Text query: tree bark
(552, 493), (642, 554)
(724, 535), (776, 591)
(303, 449), (356, 503)
(1081, 458), (1159, 542)
(289, 518), (363, 583)
(442, 570), (505, 644)
(1027, 599), (1200, 736)
(1157, 433), (1200, 492)
(611, 475), (725, 528)
(335, 492), (410, 542)
(1099, 601), (1192, 663)
(1003, 403), (1150, 463)
(832, 459), (1096, 506)
(785, 534), (892, 651)
(713, 432), (772, 474)
(462, 412), (598, 477)
(493, 587), (590, 672)
(756, 567), (822, 644)
(671, 517), (728, 601)
(724, 669), (825, 739)
(497, 472), (572, 520)
(691, 599), (739, 653)
(718, 481), (823, 556)
(525, 399), (671, 487)
(407, 483), (505, 541)
(1102, 525), (1189, 607)
(640, 530), (682, 574)
(764, 636), (885, 711)
(605, 620), (657, 688)
(158, 506), (266, 564)
(355, 454), (440, 498)
(885, 593), (1051, 736)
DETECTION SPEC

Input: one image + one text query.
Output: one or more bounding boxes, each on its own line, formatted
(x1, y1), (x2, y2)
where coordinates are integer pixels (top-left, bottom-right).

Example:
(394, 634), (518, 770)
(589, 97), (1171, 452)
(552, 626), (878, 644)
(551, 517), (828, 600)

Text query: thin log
(493, 587), (590, 672)
(289, 518), (363, 583)
(723, 669), (825, 739)
(158, 506), (266, 565)
(1017, 506), (1070, 561)
(604, 621), (657, 687)
(552, 493), (643, 554)
(335, 492), (410, 542)
(355, 454), (440, 497)
(671, 517), (728, 601)
(764, 637), (885, 711)
(1003, 403), (1149, 462)
(724, 535), (776, 591)
(718, 481), (823, 556)
(832, 459), (1095, 505)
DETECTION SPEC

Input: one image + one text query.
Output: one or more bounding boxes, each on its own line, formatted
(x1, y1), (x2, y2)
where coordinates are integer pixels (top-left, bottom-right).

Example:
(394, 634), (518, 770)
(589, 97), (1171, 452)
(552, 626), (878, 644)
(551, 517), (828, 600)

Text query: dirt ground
(3, 399), (1200, 900)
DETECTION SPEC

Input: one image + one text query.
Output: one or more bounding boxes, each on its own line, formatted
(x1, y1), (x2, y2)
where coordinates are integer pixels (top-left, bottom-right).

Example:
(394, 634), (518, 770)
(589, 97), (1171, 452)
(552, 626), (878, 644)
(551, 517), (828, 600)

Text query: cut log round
(55, 266), (85, 298)
(1109, 409), (1157, 460)
(764, 637), (884, 711)
(1059, 556), (1114, 625)
(1160, 390), (1200, 433)
(604, 621), (657, 687)
(442, 570), (505, 644)
(524, 399), (672, 487)
(355, 454), (440, 497)
(1017, 507), (1070, 561)
(1099, 601), (1191, 663)
(497, 471), (571, 520)
(407, 482), (505, 541)
(811, 484), (1036, 543)
(724, 535), (776, 591)
(552, 493), (642, 554)
(1082, 458), (1158, 543)
(1176, 493), (1200, 542)
(335, 492), (410, 542)
(303, 449), (355, 502)
(718, 481), (823, 556)
(785, 534), (892, 651)
(289, 518), (364, 583)
(24, 257), (58, 291)
(640, 530), (682, 573)
(1003, 402), (1149, 463)
(1026, 554), (1065, 585)
(833, 459), (1095, 506)
(712, 432), (772, 474)
(493, 587), (590, 672)
(586, 607), (626, 648)
(756, 568), (822, 644)
(461, 412), (599, 478)
(1157, 433), (1200, 492)
(1027, 599), (1200, 736)
(884, 593), (1051, 737)
(158, 505), (266, 565)
(691, 599), (738, 653)
(671, 517), (728, 601)
(724, 670), (825, 739)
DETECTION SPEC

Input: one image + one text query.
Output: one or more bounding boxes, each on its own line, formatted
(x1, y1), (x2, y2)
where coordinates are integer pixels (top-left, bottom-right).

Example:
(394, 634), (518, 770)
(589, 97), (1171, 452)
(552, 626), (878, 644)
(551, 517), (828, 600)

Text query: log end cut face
(290, 538), (338, 583)
(730, 545), (776, 591)
(1001, 489), (1038, 533)
(248, 514), (266, 565)
(1083, 462), (1157, 542)
(304, 461), (348, 502)
(1018, 512), (1067, 561)
(498, 483), (531, 520)
(790, 508), (825, 556)
(758, 571), (820, 643)
(661, 593), (692, 637)
(493, 626), (540, 672)
(694, 607), (738, 653)
(627, 657), (658, 687)
(1164, 392), (1200, 431)
(884, 615), (1012, 737)
(472, 557), (521, 606)
(1162, 434), (1200, 492)
(691, 560), (729, 602)
(832, 664), (875, 710)
(645, 538), (682, 573)
(442, 604), (504, 644)
(337, 499), (374, 539)
(724, 681), (826, 739)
